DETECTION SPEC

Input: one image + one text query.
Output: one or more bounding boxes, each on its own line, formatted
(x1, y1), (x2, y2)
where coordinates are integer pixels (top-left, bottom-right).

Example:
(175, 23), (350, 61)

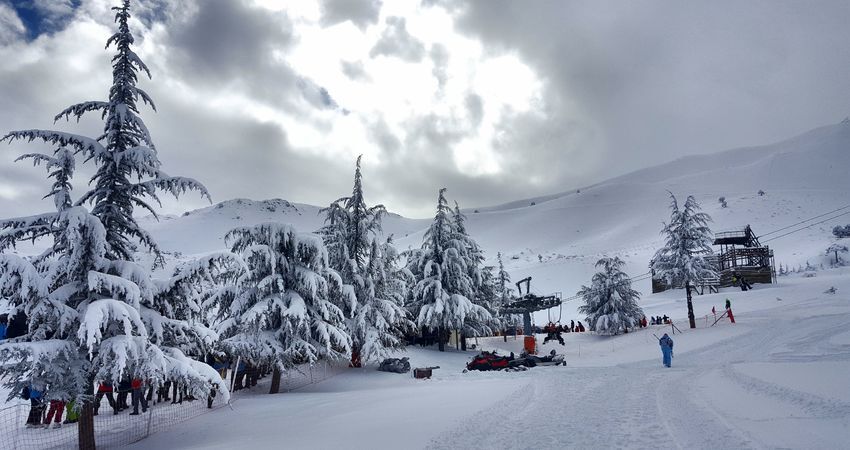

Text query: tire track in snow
(654, 367), (759, 449)
(428, 367), (675, 449)
(721, 365), (850, 419)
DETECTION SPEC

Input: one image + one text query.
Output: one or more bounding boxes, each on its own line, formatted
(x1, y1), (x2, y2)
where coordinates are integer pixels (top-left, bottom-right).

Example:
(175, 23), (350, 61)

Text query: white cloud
(3, 0), (846, 220)
(0, 3), (25, 45)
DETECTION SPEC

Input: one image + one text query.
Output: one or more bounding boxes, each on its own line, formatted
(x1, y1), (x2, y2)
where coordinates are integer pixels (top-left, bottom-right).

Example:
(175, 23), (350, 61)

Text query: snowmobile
(378, 357), (411, 373)
(509, 350), (566, 368)
(465, 351), (511, 371)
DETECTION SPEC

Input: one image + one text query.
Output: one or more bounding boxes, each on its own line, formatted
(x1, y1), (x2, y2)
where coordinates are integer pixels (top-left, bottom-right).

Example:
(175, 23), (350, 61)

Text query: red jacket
(97, 383), (113, 393)
(131, 379), (143, 390)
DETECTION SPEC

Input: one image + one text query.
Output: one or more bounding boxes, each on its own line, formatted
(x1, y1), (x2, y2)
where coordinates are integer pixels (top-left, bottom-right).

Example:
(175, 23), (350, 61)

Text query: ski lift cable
(761, 210), (850, 243)
(758, 204), (850, 238)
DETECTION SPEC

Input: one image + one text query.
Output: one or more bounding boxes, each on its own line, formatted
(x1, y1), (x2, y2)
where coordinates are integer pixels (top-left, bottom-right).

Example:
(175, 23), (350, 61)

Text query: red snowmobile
(466, 351), (510, 371)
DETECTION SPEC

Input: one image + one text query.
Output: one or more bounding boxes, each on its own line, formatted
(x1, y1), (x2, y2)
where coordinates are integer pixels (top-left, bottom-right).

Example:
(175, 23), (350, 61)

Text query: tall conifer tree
(320, 156), (410, 365)
(1, 2), (215, 447)
(407, 189), (490, 351)
(651, 193), (716, 329)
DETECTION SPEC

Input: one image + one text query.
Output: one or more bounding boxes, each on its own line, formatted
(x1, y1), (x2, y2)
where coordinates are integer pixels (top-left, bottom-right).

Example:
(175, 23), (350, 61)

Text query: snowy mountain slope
(141, 198), (429, 256)
(144, 120), (850, 319)
(408, 120), (850, 315)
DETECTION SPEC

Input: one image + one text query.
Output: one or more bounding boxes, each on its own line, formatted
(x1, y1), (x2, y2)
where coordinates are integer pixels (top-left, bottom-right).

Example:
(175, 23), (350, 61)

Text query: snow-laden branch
(1, 129), (106, 160)
(78, 298), (148, 353)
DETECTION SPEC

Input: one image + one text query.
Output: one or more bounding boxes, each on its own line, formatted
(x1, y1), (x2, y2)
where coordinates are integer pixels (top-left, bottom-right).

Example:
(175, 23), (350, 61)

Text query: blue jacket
(0, 322), (6, 340)
(23, 386), (43, 400)
(659, 335), (674, 350)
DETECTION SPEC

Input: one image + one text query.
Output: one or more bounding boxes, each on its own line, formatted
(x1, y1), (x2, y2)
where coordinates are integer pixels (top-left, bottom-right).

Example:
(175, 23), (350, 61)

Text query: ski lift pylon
(501, 277), (561, 354)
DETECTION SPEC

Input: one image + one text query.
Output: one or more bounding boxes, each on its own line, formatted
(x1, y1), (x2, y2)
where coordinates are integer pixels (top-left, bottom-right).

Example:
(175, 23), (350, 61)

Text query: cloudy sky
(1, 0), (848, 218)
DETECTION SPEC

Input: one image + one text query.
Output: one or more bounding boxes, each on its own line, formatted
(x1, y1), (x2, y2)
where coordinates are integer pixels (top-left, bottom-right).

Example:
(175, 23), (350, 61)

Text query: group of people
(22, 386), (77, 429)
(541, 320), (585, 345)
(21, 357), (268, 430)
(23, 378), (171, 429)
(649, 315), (670, 325)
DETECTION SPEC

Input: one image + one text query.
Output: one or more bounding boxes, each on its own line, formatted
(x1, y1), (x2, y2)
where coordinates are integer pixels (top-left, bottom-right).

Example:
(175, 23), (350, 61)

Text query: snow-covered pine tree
(407, 189), (490, 351)
(0, 147), (229, 448)
(1, 3), (216, 447)
(319, 156), (411, 366)
(495, 252), (518, 332)
(320, 156), (386, 283)
(353, 237), (414, 363)
(217, 223), (352, 393)
(651, 193), (716, 329)
(577, 257), (644, 335)
(826, 243), (848, 265)
(2, 0), (209, 262)
(451, 202), (497, 346)
(149, 252), (245, 365)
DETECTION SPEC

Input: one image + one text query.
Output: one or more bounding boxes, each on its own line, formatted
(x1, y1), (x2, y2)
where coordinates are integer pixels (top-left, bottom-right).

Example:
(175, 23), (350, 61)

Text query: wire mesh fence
(0, 359), (347, 450)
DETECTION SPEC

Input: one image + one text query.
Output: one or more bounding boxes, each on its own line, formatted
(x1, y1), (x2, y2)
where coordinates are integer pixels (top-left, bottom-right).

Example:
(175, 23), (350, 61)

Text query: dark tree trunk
(437, 326), (445, 352)
(350, 346), (362, 368)
(686, 282), (696, 329)
(78, 375), (96, 450)
(269, 366), (281, 394)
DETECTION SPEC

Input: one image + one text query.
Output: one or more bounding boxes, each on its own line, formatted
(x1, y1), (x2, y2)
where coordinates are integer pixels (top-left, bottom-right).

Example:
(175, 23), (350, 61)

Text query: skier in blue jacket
(659, 333), (674, 368)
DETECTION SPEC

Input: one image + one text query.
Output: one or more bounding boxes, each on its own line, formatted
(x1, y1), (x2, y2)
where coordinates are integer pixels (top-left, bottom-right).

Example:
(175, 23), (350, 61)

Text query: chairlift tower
(501, 277), (561, 354)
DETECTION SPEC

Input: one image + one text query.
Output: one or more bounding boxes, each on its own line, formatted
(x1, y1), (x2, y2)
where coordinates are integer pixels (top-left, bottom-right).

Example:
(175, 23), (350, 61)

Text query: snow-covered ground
(127, 268), (850, 449)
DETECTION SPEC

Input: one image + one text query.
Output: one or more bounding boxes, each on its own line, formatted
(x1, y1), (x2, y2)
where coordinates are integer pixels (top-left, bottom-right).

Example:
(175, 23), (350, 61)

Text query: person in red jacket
(94, 382), (117, 415)
(129, 378), (148, 415)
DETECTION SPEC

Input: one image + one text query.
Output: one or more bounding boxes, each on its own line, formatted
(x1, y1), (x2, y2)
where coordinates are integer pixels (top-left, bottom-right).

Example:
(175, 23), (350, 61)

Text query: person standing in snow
(94, 381), (117, 415)
(23, 385), (45, 428)
(0, 314), (7, 341)
(659, 333), (674, 368)
(116, 377), (131, 411)
(64, 400), (79, 424)
(724, 298), (736, 323)
(739, 275), (752, 291)
(129, 378), (148, 415)
(43, 395), (65, 428)
(570, 320), (575, 332)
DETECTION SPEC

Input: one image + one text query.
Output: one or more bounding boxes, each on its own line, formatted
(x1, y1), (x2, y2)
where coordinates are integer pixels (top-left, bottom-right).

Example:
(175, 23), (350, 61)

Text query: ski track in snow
(428, 291), (850, 450)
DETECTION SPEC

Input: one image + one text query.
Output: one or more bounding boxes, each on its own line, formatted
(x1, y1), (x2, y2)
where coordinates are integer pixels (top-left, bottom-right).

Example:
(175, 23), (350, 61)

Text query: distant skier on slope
(659, 333), (674, 368)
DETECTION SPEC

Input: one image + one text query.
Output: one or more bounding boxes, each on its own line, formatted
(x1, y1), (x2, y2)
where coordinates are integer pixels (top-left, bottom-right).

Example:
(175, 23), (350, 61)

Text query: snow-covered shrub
(833, 225), (850, 238)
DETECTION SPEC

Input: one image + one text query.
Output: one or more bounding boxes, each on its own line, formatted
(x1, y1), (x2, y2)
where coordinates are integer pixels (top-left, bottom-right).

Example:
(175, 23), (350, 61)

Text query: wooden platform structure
(713, 225), (775, 287)
(651, 225), (775, 293)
